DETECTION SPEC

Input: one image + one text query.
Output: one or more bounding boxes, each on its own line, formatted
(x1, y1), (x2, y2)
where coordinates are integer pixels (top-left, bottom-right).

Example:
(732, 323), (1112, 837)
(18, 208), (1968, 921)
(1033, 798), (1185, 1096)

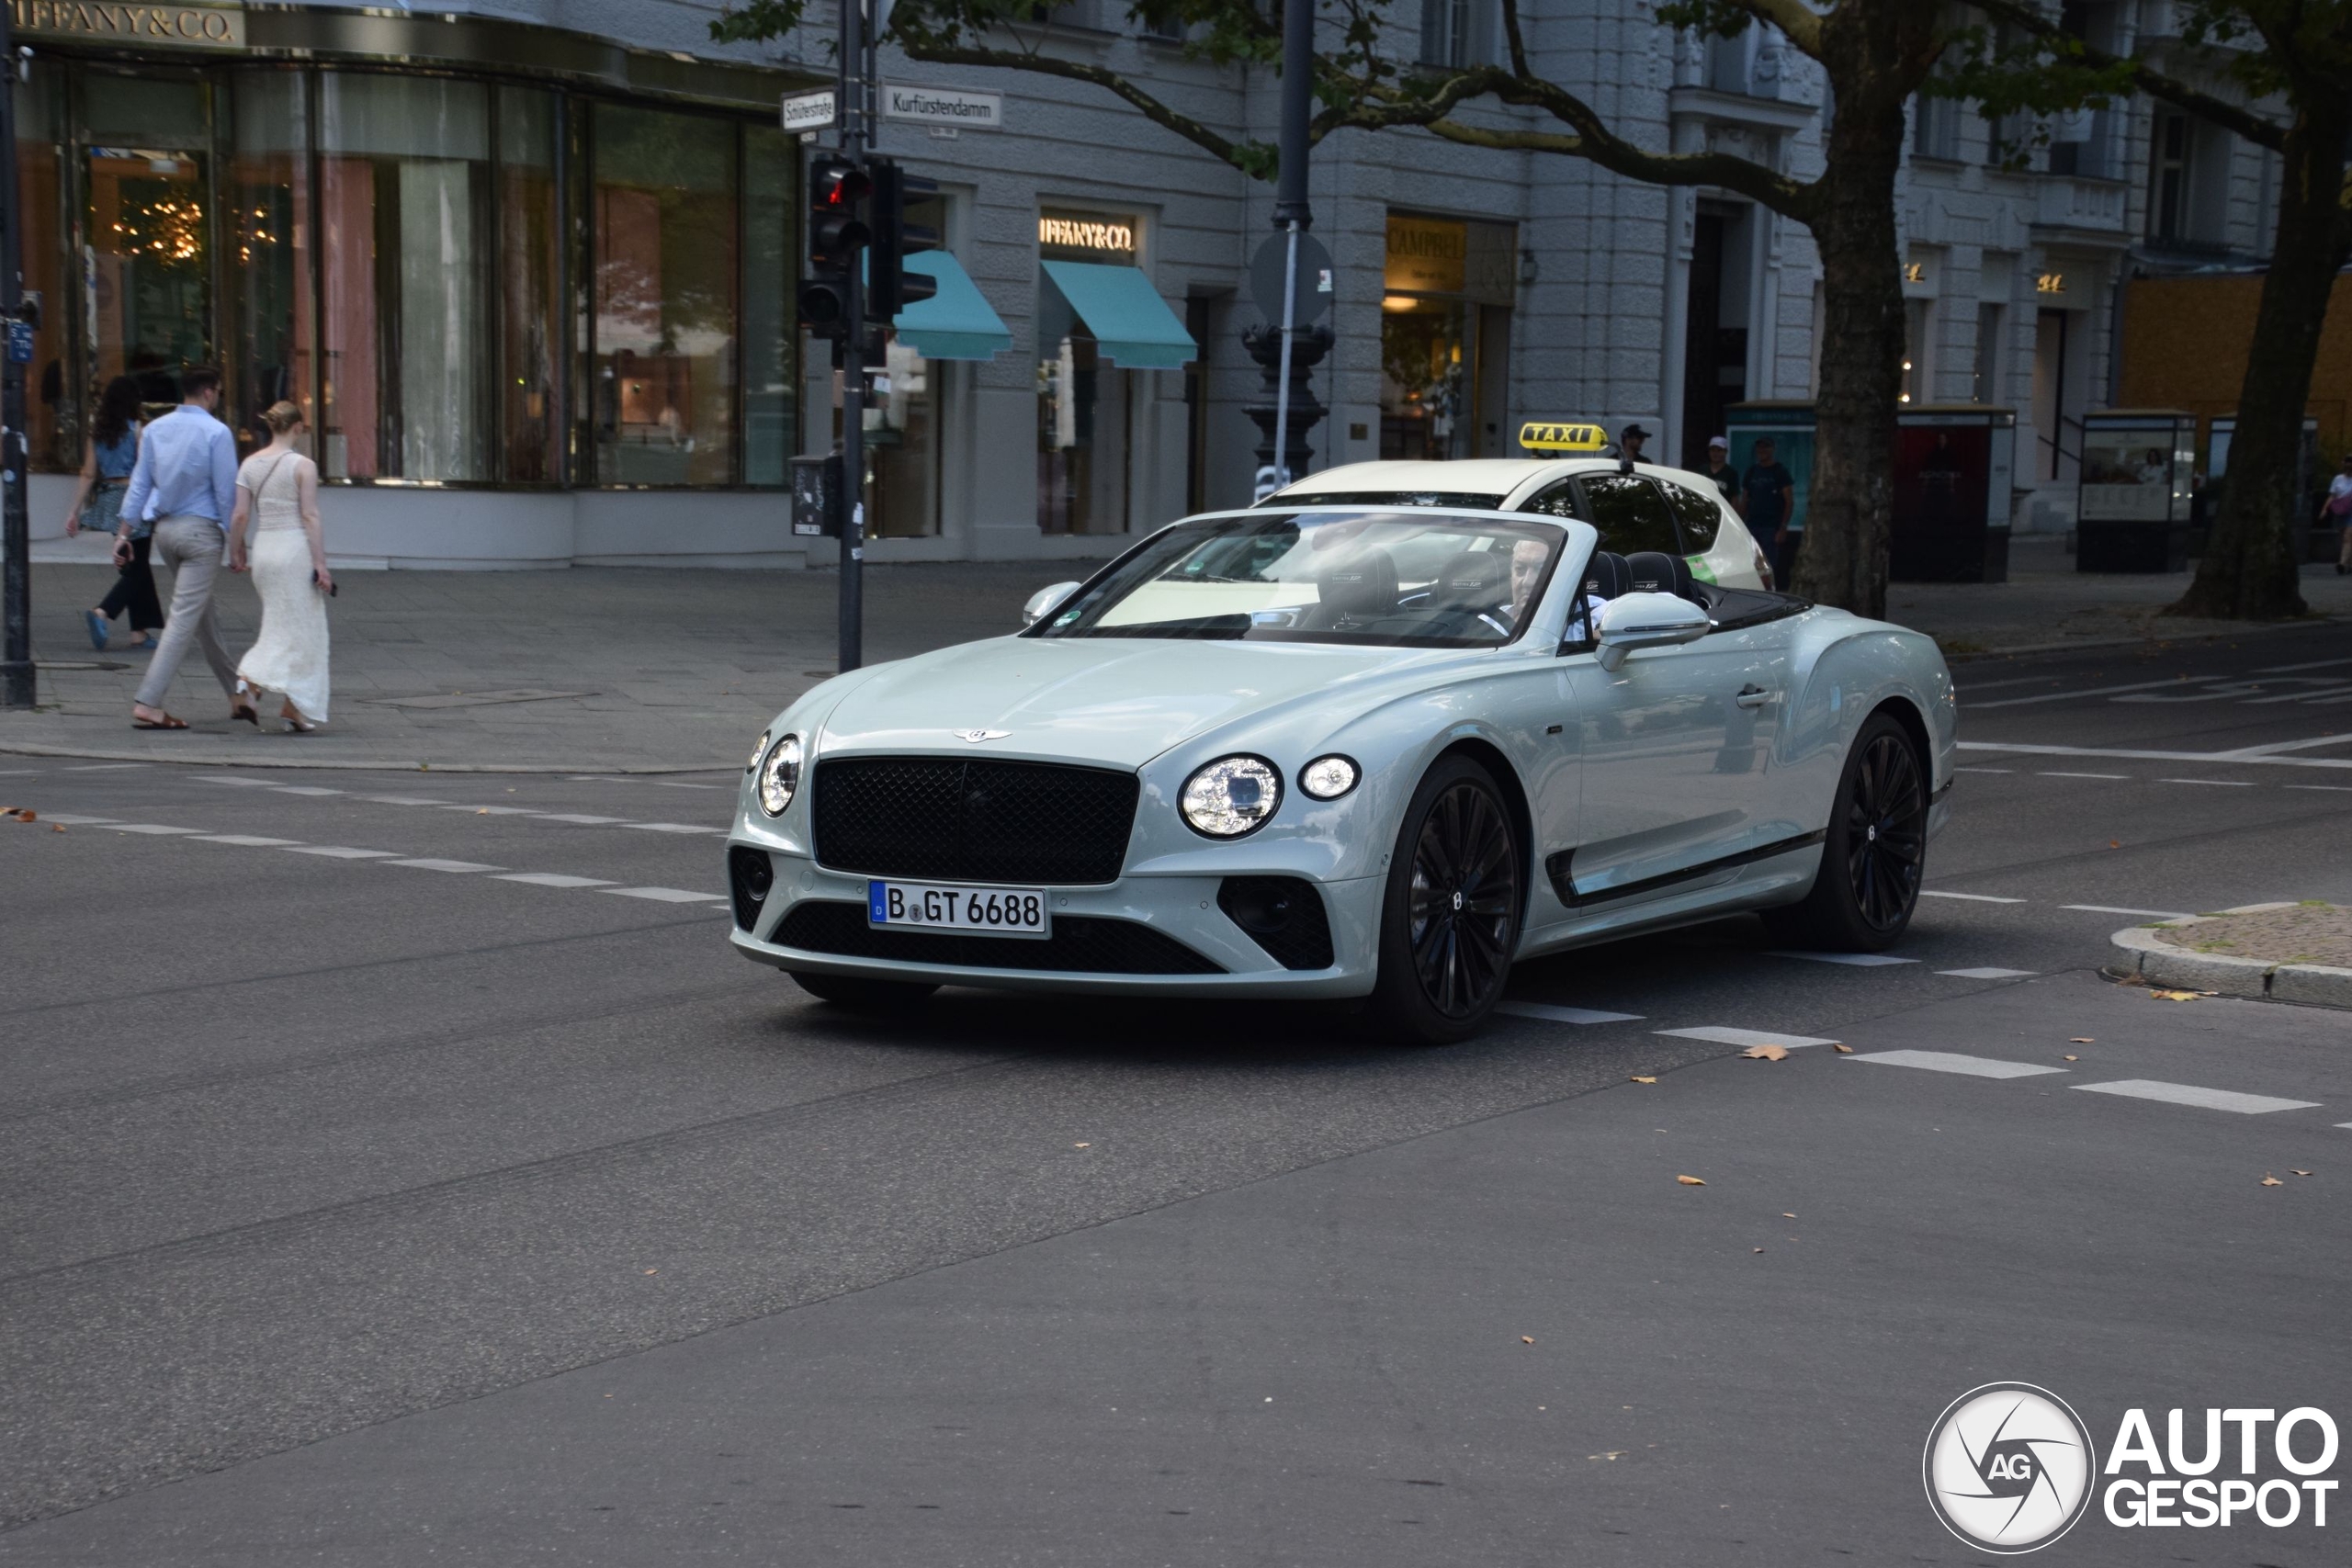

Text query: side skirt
(1545, 829), (1829, 910)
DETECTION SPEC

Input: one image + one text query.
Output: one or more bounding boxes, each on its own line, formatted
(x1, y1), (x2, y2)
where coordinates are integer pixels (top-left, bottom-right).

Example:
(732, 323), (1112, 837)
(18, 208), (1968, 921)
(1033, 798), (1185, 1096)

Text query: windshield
(1032, 511), (1566, 648)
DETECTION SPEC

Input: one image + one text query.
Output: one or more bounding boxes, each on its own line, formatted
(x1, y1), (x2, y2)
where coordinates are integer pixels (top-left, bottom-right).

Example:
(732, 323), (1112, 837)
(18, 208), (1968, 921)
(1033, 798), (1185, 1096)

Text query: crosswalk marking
(1657, 1026), (1842, 1050)
(2074, 1080), (2321, 1115)
(438, 804), (539, 815)
(359, 795), (448, 806)
(285, 846), (399, 859)
(109, 824), (203, 835)
(536, 814), (629, 825)
(600, 886), (729, 903)
(494, 873), (617, 888)
(1920, 890), (2025, 904)
(1858, 1050), (2067, 1079)
(2037, 771), (2127, 780)
(1936, 967), (2038, 979)
(1496, 1001), (1644, 1025)
(271, 785), (344, 797)
(2157, 778), (2253, 788)
(1767, 951), (1917, 967)
(192, 835), (304, 847)
(38, 814), (119, 825)
(384, 859), (503, 874)
(625, 822), (720, 835)
(2062, 905), (2192, 919)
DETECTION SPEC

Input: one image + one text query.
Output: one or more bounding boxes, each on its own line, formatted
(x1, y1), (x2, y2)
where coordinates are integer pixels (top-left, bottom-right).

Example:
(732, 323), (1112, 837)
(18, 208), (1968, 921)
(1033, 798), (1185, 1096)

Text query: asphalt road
(3, 625), (2348, 1565)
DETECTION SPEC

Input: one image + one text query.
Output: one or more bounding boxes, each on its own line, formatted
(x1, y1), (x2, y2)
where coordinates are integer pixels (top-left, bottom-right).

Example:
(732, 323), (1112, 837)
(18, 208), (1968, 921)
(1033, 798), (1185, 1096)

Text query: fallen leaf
(1630, 1075), (1657, 1084)
(2259, 1175), (2284, 1187)
(2150, 989), (2202, 1002)
(1741, 1043), (1789, 1062)
(1073, 1142), (1091, 1149)
(2109, 840), (2121, 849)
(2291, 1169), (2312, 1177)
(476, 808), (490, 816)
(5, 807), (34, 822)
(1752, 1247), (1765, 1254)
(1521, 1336), (1535, 1345)
(643, 1268), (659, 1274)
(1832, 1043), (1854, 1055)
(2069, 1037), (2094, 1043)
(2064, 1055), (2078, 1062)
(1677, 1175), (1706, 1187)
(1781, 1213), (1796, 1219)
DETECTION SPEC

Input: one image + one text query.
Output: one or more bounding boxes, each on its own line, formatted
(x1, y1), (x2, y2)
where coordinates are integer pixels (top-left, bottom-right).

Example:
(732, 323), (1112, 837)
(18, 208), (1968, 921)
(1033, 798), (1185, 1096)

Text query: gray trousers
(135, 515), (239, 710)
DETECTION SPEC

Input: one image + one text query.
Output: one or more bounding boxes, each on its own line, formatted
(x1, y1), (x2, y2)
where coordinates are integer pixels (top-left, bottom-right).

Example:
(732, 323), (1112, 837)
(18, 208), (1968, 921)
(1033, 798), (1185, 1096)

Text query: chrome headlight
(1299, 754), (1360, 800)
(758, 733), (803, 818)
(746, 728), (770, 774)
(1180, 755), (1282, 838)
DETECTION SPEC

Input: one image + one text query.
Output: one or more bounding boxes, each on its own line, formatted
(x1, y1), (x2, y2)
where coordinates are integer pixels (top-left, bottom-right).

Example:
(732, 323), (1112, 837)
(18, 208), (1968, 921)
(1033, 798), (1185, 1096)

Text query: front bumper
(726, 844), (1384, 999)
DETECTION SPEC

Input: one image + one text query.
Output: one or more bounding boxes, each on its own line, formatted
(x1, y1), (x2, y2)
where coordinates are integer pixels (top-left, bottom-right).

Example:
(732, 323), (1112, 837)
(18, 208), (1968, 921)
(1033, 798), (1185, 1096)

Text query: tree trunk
(2169, 91), (2351, 622)
(1789, 82), (1908, 621)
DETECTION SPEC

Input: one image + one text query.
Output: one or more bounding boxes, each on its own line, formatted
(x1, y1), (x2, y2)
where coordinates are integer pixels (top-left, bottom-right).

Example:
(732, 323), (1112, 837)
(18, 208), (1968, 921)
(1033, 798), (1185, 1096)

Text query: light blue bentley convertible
(728, 505), (1955, 1043)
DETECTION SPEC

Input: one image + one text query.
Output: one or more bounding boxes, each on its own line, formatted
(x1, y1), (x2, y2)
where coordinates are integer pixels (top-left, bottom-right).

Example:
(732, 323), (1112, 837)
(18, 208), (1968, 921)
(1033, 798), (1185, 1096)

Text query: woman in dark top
(64, 375), (161, 651)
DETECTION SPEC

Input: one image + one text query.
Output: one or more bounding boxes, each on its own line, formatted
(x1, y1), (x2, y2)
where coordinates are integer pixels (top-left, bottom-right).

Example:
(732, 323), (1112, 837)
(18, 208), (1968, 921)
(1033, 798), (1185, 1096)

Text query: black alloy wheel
(1845, 728), (1928, 933)
(1371, 756), (1523, 1043)
(1764, 710), (1928, 953)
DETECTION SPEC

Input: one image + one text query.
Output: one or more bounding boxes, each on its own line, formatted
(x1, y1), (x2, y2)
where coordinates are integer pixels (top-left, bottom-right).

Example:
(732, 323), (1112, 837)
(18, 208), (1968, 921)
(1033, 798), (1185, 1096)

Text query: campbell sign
(11, 0), (245, 48)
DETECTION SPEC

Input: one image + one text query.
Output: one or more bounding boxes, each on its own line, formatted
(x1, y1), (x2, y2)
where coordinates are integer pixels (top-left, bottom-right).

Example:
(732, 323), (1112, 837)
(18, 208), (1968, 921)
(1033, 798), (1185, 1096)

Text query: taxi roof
(1268, 456), (1727, 500)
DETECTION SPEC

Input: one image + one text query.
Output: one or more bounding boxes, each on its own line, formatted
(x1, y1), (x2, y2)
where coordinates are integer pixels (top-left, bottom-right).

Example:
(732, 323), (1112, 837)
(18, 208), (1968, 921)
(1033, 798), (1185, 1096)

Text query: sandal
(132, 713), (188, 730)
(232, 703), (259, 726)
(84, 610), (108, 651)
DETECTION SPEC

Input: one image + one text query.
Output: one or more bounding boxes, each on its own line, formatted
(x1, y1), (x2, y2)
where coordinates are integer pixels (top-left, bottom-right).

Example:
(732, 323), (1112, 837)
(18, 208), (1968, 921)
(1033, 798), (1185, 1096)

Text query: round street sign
(1250, 231), (1334, 324)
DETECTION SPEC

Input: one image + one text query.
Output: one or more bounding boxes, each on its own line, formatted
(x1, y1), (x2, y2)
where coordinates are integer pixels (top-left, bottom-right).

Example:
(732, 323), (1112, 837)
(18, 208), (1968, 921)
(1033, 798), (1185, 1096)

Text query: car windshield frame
(1025, 508), (1570, 649)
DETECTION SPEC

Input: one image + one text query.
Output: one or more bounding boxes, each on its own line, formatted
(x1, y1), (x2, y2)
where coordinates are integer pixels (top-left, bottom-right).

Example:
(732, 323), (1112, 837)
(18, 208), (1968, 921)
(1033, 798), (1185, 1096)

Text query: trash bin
(2077, 411), (2194, 572)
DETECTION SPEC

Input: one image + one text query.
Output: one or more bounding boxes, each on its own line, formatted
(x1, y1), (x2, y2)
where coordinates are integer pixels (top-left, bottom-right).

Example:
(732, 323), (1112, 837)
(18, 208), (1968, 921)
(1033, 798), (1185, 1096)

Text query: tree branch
(1722, 0), (1823, 59)
(897, 36), (1264, 171)
(1417, 109), (1813, 219)
(1969, 0), (2286, 151)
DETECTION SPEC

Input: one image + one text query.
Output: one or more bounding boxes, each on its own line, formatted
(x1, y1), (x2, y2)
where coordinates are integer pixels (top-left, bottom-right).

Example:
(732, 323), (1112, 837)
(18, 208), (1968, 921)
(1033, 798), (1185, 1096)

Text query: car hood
(814, 635), (1458, 769)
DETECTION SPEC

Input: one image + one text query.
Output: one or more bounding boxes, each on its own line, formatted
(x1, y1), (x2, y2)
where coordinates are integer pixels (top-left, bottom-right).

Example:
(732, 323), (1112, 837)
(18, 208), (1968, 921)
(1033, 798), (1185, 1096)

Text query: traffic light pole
(834, 0), (867, 674)
(1267, 0), (1313, 495)
(2, 15), (33, 710)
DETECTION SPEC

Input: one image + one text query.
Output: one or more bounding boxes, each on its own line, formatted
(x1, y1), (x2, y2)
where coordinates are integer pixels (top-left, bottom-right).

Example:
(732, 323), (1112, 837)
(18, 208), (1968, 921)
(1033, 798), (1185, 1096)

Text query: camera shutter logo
(1923, 1383), (2098, 1553)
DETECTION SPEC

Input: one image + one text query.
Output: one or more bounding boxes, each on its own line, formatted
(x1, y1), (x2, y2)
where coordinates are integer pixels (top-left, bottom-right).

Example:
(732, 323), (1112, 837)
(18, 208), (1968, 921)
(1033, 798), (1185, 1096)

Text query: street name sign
(781, 89), (839, 134)
(882, 84), (1002, 129)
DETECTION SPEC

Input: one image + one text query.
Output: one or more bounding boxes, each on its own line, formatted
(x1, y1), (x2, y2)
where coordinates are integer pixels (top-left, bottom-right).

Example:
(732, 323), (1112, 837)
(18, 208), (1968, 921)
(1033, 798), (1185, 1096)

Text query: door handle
(1735, 685), (1772, 708)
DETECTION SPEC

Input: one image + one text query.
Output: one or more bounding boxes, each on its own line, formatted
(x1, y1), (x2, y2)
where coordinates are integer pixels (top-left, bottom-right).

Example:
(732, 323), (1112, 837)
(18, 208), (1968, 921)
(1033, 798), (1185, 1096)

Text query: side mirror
(1022, 581), (1082, 628)
(1593, 592), (1711, 671)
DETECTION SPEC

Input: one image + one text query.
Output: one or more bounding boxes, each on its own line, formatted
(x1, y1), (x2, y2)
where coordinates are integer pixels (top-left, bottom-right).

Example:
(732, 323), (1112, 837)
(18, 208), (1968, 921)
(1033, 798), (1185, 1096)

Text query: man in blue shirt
(119, 366), (245, 729)
(1742, 437), (1799, 590)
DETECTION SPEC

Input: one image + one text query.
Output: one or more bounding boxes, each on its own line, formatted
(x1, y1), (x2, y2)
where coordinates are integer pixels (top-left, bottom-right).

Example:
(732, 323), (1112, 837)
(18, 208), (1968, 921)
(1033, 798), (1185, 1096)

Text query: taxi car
(727, 496), (1955, 1045)
(1262, 421), (1773, 590)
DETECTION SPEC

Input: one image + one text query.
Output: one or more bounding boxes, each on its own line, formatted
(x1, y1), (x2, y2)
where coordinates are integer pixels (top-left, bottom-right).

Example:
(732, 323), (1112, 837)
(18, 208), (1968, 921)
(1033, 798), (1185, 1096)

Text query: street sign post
(1250, 231), (1332, 327)
(780, 88), (839, 135)
(880, 85), (1002, 130)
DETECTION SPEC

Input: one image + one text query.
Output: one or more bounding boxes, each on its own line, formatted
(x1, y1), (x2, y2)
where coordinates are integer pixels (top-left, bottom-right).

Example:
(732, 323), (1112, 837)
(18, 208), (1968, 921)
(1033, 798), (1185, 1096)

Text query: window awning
(1040, 260), (1195, 368)
(883, 251), (1013, 362)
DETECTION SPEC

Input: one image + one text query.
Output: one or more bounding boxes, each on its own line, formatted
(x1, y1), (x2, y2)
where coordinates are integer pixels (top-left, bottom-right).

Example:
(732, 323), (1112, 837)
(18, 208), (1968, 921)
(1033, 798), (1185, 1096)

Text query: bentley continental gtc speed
(728, 506), (1956, 1044)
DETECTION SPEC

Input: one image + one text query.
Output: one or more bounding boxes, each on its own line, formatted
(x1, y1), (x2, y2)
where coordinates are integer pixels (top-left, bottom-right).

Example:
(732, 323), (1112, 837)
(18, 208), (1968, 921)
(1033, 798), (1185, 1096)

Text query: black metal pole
(0, 18), (31, 710)
(1267, 0), (1313, 486)
(836, 0), (865, 672)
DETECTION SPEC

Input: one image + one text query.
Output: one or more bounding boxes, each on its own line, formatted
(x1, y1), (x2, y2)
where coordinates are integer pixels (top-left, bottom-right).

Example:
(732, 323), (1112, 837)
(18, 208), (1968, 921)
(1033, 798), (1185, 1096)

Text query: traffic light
(800, 153), (871, 340)
(866, 158), (939, 324)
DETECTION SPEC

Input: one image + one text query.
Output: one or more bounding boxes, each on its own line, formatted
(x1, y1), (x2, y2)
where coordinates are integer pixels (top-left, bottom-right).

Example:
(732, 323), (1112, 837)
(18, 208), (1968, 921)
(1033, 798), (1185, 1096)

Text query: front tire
(788, 971), (940, 1010)
(1367, 755), (1524, 1044)
(1764, 710), (1928, 952)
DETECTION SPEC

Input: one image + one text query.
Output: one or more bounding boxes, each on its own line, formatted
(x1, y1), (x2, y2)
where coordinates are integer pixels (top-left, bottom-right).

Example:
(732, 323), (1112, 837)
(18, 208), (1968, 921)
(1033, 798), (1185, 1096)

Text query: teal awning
(1040, 260), (1195, 368)
(866, 251), (1013, 361)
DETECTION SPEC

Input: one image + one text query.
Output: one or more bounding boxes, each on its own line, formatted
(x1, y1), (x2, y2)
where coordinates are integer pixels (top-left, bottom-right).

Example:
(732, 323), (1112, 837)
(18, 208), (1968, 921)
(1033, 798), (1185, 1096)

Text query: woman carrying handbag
(227, 400), (334, 731)
(65, 376), (161, 650)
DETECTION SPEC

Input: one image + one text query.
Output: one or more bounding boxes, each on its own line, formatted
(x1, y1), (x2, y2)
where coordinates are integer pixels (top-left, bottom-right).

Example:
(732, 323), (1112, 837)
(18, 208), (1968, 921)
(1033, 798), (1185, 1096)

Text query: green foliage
(1653, 0), (1755, 42)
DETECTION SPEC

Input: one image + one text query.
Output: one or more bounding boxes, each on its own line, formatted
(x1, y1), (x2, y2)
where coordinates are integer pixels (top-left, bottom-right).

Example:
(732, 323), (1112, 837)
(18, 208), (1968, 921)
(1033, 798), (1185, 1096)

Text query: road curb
(2109, 910), (2352, 1010)
(0, 741), (729, 776)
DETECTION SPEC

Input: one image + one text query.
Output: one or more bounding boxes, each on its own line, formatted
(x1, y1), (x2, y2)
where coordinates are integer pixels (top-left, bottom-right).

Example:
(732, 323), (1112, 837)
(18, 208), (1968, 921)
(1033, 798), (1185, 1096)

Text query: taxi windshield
(1031, 511), (1565, 648)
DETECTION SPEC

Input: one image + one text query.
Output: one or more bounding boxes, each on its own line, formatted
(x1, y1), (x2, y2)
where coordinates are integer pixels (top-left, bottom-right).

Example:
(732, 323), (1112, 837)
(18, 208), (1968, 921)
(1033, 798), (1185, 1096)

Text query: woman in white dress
(228, 400), (334, 731)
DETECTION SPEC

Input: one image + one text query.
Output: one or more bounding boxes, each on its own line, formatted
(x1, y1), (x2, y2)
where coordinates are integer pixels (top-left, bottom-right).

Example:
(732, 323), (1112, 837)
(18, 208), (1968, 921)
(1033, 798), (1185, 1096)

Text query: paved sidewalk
(1, 535), (2343, 772)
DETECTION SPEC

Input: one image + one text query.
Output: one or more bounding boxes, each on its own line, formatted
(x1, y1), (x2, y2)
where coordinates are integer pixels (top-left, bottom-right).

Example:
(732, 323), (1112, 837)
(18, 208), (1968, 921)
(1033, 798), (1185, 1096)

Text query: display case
(2076, 410), (2195, 572)
(1723, 401), (1814, 583)
(1891, 405), (2016, 582)
(2204, 414), (2324, 560)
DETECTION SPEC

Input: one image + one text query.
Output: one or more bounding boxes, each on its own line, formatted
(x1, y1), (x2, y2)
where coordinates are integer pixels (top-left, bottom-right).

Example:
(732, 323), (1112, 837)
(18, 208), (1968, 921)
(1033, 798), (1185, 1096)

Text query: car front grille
(775, 901), (1223, 976)
(809, 757), (1139, 886)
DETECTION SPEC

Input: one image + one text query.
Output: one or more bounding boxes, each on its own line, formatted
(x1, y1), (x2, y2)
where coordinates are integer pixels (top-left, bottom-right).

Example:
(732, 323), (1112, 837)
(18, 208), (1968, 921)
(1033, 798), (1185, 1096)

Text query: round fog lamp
(1300, 754), (1360, 800)
(1181, 755), (1282, 838)
(758, 733), (803, 817)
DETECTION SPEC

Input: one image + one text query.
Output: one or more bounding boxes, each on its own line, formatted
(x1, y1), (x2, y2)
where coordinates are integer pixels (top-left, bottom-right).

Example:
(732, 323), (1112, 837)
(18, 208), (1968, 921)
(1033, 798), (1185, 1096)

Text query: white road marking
(2061, 904), (2192, 919)
(1958, 740), (2352, 772)
(1496, 1001), (1645, 1025)
(192, 835), (304, 847)
(2157, 777), (2253, 787)
(109, 824), (204, 835)
(1954, 766), (2013, 773)
(2257, 656), (2352, 673)
(2038, 771), (2128, 780)
(1951, 675), (2064, 694)
(358, 795), (448, 806)
(39, 814), (119, 825)
(1967, 678), (2204, 709)
(63, 762), (147, 771)
(196, 775), (267, 786)
(384, 858), (503, 873)
(2225, 731), (2352, 752)
(286, 846), (399, 859)
(2286, 784), (2352, 794)
(435, 804), (538, 815)
(0, 768), (42, 776)
(1657, 1026), (1843, 1050)
(2074, 1079), (2322, 1115)
(271, 786), (344, 796)
(1766, 951), (1917, 966)
(625, 822), (720, 835)
(600, 886), (729, 903)
(1937, 967), (2039, 979)
(493, 873), (617, 888)
(537, 814), (630, 825)
(1859, 1050), (2067, 1079)
(1920, 890), (2025, 904)
(654, 781), (725, 790)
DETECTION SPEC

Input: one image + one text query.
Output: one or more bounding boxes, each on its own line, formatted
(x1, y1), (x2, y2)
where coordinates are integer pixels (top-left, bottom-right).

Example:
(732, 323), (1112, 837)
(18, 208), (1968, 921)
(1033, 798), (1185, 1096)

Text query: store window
(228, 70), (311, 452)
(865, 186), (948, 537)
(1036, 207), (1142, 536)
(16, 62), (71, 469)
(742, 123), (796, 488)
(83, 73), (210, 412)
(319, 73), (492, 480)
(498, 86), (561, 483)
(1380, 212), (1514, 460)
(593, 104), (738, 486)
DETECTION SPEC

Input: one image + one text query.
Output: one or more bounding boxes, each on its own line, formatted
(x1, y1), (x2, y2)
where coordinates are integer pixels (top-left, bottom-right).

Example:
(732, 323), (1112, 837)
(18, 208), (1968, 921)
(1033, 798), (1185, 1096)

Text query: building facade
(18, 0), (2279, 568)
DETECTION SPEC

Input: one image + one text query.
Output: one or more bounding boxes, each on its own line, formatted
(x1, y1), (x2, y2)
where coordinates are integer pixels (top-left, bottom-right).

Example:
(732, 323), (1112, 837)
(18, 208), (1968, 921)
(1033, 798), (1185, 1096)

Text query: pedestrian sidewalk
(2, 536), (2343, 772)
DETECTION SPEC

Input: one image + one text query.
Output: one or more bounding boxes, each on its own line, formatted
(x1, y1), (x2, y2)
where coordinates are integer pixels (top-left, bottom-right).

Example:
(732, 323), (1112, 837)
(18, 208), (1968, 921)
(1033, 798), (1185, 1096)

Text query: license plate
(867, 880), (1049, 937)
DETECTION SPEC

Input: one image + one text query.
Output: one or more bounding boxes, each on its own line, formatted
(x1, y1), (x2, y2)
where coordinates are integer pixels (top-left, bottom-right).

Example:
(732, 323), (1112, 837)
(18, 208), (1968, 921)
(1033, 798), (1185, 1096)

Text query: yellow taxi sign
(1518, 421), (1610, 454)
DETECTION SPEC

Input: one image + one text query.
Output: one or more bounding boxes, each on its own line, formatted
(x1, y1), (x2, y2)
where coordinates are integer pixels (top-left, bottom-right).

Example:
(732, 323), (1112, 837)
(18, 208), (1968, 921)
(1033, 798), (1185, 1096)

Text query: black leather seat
(1583, 549), (1631, 601)
(1313, 547), (1399, 626)
(1623, 549), (1699, 604)
(1433, 550), (1508, 612)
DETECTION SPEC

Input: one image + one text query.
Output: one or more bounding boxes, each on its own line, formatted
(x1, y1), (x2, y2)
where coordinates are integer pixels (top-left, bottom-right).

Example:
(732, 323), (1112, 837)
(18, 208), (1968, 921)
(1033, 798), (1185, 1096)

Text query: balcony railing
(2034, 176), (2128, 232)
